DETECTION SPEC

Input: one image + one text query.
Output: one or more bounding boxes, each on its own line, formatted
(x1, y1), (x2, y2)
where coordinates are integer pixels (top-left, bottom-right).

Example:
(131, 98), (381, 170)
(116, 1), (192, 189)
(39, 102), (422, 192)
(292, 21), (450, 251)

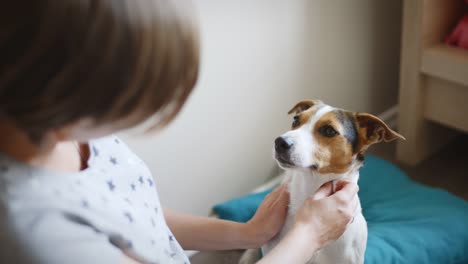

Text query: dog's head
(274, 99), (405, 174)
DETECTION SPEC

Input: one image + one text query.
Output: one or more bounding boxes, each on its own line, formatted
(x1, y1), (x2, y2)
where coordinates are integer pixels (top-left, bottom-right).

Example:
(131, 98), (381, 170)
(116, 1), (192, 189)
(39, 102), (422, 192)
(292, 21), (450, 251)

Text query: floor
(190, 135), (468, 264)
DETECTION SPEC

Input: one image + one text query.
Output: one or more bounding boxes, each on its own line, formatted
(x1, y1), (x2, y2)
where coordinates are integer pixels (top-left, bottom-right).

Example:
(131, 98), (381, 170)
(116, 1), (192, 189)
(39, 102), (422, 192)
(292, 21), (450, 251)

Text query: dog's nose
(275, 137), (293, 153)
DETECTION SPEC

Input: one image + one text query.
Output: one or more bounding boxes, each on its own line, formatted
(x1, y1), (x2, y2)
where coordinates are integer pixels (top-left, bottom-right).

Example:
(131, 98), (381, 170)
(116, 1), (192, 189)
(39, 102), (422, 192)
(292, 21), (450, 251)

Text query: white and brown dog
(241, 99), (404, 264)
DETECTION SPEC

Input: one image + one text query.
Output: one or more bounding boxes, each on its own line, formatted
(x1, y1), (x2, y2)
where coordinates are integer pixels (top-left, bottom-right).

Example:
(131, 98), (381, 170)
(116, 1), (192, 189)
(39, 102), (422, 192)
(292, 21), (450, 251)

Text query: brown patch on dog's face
(288, 99), (324, 129)
(291, 106), (319, 129)
(312, 110), (357, 174)
(287, 99), (323, 115)
(309, 111), (405, 174)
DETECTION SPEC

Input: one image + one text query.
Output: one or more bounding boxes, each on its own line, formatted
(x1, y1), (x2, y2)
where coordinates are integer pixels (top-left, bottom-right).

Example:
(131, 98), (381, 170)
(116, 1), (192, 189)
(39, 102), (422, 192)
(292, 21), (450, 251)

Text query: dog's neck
(285, 159), (363, 213)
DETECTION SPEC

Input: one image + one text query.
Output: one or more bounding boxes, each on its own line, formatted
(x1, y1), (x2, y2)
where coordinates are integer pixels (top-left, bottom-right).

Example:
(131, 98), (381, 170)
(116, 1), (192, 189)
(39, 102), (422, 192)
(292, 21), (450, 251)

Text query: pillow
(213, 189), (271, 223)
(213, 155), (468, 264)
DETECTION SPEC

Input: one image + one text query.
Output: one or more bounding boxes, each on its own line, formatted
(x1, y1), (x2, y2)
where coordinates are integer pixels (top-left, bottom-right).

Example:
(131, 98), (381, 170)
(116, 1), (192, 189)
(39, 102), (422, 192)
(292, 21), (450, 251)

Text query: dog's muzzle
(274, 136), (295, 166)
(275, 136), (293, 154)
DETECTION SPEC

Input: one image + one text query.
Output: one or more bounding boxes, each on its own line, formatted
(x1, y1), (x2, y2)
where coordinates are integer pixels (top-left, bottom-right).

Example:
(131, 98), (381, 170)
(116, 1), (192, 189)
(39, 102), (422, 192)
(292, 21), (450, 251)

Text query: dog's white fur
(240, 105), (367, 264)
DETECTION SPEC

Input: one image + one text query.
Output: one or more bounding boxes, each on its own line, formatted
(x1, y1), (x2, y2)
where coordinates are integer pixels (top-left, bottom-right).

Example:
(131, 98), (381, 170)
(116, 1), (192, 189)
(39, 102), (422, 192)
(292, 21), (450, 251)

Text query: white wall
(122, 0), (402, 216)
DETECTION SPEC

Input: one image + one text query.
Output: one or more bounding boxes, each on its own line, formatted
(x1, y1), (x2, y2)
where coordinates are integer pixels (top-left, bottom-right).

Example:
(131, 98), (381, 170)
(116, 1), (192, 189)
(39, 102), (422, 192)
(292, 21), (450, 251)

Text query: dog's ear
(355, 113), (405, 150)
(287, 99), (323, 115)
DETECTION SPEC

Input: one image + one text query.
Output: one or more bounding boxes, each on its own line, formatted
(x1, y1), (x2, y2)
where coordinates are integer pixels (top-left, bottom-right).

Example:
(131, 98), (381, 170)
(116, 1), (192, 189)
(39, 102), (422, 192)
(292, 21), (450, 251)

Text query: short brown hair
(0, 0), (199, 142)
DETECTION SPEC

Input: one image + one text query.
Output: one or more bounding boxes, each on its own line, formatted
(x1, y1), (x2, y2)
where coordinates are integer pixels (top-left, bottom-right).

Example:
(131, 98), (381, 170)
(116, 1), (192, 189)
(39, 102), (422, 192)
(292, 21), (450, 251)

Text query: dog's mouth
(275, 153), (296, 168)
(275, 153), (320, 171)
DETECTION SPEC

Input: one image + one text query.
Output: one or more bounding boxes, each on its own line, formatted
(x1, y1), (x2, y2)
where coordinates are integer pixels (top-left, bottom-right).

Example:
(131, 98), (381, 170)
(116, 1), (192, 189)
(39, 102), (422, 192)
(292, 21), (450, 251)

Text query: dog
(240, 99), (404, 264)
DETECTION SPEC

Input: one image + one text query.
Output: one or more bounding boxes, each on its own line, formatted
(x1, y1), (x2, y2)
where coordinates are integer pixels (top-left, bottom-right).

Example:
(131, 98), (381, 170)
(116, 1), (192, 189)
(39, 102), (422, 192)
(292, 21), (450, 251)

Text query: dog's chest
(262, 170), (367, 264)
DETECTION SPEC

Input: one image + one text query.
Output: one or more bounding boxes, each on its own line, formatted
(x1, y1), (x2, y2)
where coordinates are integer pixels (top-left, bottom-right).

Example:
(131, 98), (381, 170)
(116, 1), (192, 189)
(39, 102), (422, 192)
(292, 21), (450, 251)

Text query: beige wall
(122, 0), (402, 216)
(304, 0), (402, 113)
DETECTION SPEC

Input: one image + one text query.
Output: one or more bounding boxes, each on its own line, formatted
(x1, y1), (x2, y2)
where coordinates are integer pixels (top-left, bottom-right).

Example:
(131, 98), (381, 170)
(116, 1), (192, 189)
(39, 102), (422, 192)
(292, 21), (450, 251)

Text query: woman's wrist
(239, 221), (323, 251)
(258, 223), (320, 264)
(290, 223), (321, 251)
(239, 222), (269, 248)
(283, 223), (321, 262)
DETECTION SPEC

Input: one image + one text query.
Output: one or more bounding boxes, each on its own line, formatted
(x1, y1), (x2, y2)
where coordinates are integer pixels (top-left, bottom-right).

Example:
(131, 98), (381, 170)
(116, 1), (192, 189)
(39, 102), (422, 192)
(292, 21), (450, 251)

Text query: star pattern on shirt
(123, 212), (134, 223)
(107, 180), (115, 191)
(114, 138), (120, 144)
(130, 183), (136, 191)
(150, 218), (156, 228)
(81, 199), (89, 208)
(147, 178), (153, 187)
(164, 249), (177, 258)
(92, 146), (99, 156)
(109, 156), (118, 165)
(138, 176), (144, 184)
(123, 197), (132, 205)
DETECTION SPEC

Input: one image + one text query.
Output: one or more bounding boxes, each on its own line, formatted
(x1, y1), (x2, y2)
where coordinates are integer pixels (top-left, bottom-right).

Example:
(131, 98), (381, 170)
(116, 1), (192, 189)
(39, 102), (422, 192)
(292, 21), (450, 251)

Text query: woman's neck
(0, 118), (48, 161)
(0, 118), (85, 172)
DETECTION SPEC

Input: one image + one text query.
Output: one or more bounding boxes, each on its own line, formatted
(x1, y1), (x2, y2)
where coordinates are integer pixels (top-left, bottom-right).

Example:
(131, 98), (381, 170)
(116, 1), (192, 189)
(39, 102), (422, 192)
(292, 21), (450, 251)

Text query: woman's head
(0, 0), (199, 143)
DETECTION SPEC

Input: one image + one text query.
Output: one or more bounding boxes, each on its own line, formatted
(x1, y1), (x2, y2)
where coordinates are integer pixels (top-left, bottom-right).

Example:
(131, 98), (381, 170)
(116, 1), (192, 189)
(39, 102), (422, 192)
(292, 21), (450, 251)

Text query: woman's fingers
(350, 195), (360, 217)
(347, 195), (361, 224)
(271, 184), (290, 207)
(273, 183), (287, 194)
(274, 186), (290, 213)
(334, 180), (347, 191)
(312, 181), (358, 201)
(312, 182), (334, 200)
(331, 181), (359, 202)
(263, 183), (288, 209)
(267, 184), (286, 200)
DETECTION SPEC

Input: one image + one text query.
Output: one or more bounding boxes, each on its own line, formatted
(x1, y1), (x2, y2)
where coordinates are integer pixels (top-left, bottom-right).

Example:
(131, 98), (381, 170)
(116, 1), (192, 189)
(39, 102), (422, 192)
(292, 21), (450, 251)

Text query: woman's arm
(164, 184), (289, 251)
(164, 209), (256, 250)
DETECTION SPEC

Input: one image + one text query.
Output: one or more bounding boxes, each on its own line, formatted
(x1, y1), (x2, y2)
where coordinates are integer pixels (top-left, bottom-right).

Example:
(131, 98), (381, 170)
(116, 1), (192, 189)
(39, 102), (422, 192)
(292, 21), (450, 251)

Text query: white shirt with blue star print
(0, 136), (189, 264)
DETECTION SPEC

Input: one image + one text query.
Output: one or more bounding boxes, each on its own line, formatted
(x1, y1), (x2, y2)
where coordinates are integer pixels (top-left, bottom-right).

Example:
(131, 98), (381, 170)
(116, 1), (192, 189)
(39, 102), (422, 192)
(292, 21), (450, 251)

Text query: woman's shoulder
(89, 135), (148, 172)
(91, 135), (141, 161)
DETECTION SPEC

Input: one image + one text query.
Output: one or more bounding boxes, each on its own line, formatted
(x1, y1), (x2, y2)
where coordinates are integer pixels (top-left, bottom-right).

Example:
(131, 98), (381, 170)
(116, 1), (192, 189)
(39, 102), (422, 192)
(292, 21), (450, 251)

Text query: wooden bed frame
(397, 0), (468, 165)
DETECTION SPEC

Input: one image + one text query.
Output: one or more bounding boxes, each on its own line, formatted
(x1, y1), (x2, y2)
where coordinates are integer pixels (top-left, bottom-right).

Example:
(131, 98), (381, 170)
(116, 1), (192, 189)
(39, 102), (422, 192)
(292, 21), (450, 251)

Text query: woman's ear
(287, 99), (323, 115)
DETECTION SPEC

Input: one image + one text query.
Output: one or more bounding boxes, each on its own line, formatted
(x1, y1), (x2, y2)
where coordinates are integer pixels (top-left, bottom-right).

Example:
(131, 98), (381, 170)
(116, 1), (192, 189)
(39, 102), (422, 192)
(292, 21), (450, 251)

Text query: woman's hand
(244, 183), (290, 247)
(294, 181), (360, 249)
(258, 181), (360, 264)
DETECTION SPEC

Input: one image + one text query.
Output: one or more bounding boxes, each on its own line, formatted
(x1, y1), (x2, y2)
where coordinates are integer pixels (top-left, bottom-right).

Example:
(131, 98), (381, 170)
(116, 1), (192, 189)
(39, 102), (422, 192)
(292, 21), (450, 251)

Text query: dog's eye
(319, 125), (339, 137)
(292, 116), (300, 127)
